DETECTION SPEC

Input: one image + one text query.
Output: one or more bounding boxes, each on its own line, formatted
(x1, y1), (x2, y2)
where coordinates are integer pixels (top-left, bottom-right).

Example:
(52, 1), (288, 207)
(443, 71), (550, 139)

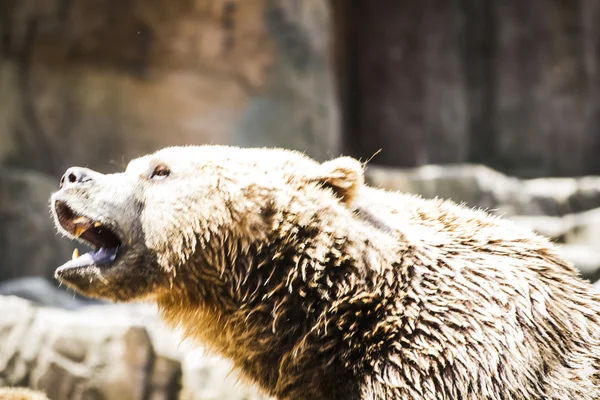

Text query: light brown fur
(51, 145), (600, 399)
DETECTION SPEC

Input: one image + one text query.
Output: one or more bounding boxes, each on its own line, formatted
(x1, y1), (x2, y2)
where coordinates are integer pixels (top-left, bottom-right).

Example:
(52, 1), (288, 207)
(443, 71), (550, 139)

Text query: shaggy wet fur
(51, 146), (600, 400)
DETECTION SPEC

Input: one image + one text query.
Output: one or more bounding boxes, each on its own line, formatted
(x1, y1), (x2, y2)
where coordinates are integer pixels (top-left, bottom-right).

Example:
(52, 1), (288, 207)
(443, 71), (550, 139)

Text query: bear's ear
(309, 156), (364, 206)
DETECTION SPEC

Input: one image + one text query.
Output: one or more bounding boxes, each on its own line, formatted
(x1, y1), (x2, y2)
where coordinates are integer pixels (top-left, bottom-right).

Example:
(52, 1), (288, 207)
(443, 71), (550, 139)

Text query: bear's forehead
(125, 146), (320, 176)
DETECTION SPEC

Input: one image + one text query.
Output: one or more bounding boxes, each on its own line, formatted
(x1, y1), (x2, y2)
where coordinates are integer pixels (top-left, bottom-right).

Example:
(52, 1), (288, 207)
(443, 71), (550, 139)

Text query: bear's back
(350, 185), (600, 399)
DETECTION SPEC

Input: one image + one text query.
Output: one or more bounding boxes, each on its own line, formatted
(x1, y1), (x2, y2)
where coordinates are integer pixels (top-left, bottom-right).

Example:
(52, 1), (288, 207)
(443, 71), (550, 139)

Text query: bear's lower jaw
(53, 264), (110, 299)
(56, 246), (121, 273)
(53, 263), (144, 302)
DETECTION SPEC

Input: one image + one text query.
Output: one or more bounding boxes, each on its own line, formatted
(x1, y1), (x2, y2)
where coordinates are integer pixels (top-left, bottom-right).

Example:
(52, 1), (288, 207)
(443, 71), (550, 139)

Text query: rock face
(0, 295), (271, 400)
(0, 167), (74, 283)
(0, 296), (178, 400)
(366, 164), (600, 217)
(0, 0), (339, 178)
(0, 277), (104, 309)
(339, 0), (600, 178)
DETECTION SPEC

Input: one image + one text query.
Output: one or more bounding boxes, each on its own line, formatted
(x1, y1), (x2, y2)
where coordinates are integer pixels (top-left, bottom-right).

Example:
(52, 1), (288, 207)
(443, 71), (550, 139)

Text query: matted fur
(51, 146), (600, 399)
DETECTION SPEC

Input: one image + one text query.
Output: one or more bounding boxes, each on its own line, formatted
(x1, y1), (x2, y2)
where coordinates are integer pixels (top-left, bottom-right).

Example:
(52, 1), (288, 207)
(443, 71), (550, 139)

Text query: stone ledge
(0, 295), (271, 400)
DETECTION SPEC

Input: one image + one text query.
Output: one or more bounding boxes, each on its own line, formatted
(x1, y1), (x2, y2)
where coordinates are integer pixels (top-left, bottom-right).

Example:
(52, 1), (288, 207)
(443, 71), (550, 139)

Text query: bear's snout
(59, 166), (101, 189)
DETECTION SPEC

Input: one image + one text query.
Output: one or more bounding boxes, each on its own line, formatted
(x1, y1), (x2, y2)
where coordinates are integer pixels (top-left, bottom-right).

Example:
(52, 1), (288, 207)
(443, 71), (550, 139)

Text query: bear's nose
(60, 167), (95, 189)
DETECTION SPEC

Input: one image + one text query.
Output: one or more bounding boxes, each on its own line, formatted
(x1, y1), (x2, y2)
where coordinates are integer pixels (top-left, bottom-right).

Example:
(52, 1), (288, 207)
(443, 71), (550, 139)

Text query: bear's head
(50, 146), (365, 303)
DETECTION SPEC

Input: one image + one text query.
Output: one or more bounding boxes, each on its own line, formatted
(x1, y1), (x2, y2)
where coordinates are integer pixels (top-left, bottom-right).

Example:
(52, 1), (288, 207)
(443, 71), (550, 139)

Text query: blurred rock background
(1, 0), (600, 399)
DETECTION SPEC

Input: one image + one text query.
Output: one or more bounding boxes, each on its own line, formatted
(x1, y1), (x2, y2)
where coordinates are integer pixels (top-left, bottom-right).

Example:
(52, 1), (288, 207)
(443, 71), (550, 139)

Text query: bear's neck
(158, 221), (403, 398)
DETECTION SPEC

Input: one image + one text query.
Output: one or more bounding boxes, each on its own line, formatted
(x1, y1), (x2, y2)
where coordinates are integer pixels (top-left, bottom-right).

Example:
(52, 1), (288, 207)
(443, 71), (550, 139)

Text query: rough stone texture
(0, 0), (339, 178)
(2, 0), (600, 178)
(343, 0), (468, 168)
(339, 0), (600, 178)
(0, 167), (75, 283)
(492, 0), (599, 177)
(366, 163), (600, 217)
(0, 295), (271, 400)
(0, 277), (105, 309)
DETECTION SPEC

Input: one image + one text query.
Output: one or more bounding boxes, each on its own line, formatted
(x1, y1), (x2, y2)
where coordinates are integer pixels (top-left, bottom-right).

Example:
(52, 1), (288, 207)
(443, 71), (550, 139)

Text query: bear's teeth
(74, 225), (88, 237)
(73, 216), (90, 224)
(72, 216), (92, 237)
(72, 248), (80, 260)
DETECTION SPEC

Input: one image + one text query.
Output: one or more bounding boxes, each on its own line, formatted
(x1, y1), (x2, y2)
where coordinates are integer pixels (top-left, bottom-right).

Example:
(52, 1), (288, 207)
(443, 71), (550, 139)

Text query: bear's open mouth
(55, 200), (122, 270)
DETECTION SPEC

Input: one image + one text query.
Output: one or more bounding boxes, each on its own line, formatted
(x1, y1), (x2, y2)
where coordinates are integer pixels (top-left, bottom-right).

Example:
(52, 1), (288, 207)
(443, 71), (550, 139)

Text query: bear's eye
(150, 164), (170, 180)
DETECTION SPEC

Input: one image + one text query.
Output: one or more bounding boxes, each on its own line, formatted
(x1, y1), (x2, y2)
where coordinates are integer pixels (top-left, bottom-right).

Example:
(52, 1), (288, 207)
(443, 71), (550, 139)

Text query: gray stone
(0, 296), (37, 387)
(0, 295), (271, 400)
(0, 277), (105, 309)
(0, 0), (339, 178)
(232, 0), (339, 162)
(149, 355), (182, 400)
(366, 164), (600, 217)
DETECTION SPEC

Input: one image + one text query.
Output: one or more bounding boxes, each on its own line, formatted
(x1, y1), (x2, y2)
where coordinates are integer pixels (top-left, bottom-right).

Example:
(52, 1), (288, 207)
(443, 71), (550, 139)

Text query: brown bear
(50, 145), (600, 399)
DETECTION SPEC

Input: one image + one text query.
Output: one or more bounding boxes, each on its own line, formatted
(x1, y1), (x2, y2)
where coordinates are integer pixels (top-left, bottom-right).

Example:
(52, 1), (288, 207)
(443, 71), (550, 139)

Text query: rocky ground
(0, 290), (271, 400)
(3, 162), (600, 399)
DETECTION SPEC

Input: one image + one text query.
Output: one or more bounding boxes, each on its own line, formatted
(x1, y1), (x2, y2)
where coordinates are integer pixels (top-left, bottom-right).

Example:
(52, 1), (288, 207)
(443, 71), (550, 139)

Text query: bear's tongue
(57, 247), (119, 272)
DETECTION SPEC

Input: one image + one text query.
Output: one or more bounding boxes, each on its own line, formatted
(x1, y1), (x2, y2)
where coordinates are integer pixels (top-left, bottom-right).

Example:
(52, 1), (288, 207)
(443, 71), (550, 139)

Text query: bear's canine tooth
(72, 216), (93, 237)
(74, 225), (88, 237)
